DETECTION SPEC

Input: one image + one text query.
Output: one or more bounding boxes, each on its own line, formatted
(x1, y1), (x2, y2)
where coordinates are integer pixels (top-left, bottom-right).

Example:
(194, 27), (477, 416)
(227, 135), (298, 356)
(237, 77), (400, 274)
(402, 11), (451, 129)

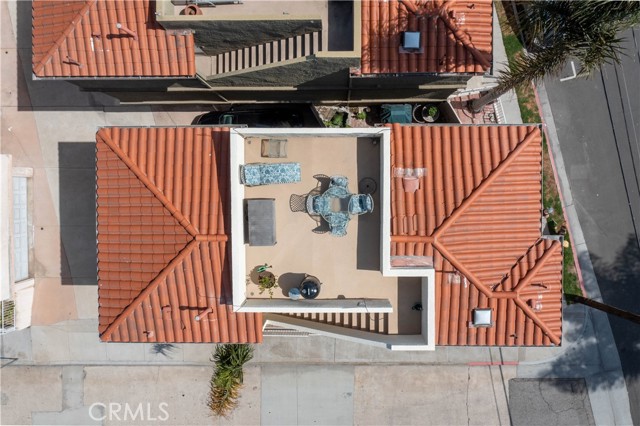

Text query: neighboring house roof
(32, 0), (195, 78)
(96, 127), (262, 343)
(361, 0), (493, 74)
(390, 124), (563, 346)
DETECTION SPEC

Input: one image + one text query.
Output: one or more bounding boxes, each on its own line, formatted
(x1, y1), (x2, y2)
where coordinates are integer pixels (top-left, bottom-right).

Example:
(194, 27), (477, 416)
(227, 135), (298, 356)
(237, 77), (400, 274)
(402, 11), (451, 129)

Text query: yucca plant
(207, 344), (254, 417)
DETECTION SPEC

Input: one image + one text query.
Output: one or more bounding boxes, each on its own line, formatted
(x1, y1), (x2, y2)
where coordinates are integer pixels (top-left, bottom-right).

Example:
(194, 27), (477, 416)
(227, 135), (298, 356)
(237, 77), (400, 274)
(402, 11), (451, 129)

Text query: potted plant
(257, 270), (279, 298)
(422, 104), (440, 123)
(183, 4), (202, 15)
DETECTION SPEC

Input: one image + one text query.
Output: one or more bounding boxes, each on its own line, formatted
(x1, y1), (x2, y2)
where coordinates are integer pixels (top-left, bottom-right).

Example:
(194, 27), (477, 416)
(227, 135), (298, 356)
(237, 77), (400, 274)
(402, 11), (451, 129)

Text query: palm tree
(470, 0), (640, 112)
(208, 344), (254, 417)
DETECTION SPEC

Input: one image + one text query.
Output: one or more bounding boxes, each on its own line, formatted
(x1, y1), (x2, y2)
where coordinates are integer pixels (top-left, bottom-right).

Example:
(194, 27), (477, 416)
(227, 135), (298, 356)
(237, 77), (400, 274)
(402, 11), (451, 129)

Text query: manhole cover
(359, 177), (377, 194)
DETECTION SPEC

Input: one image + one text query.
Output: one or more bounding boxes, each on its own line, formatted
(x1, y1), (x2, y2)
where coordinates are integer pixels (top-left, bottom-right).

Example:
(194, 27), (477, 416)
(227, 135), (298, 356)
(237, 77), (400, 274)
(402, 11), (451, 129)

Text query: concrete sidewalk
(1, 362), (514, 425)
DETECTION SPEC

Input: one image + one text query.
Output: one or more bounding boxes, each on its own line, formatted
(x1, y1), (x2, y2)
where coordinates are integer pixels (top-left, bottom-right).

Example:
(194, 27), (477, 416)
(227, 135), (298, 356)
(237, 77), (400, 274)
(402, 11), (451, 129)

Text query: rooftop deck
(239, 134), (421, 334)
(172, 0), (328, 18)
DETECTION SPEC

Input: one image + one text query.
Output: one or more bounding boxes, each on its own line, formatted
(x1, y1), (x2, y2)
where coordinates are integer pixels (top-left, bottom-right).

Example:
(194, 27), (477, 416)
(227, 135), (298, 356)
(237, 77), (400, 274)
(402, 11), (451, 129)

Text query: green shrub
(208, 344), (254, 417)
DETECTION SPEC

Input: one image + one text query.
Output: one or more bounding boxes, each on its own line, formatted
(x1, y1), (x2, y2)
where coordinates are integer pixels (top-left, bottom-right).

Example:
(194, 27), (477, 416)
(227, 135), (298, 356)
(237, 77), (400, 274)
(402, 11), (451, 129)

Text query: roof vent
(470, 308), (493, 327)
(115, 23), (138, 41)
(401, 31), (421, 52)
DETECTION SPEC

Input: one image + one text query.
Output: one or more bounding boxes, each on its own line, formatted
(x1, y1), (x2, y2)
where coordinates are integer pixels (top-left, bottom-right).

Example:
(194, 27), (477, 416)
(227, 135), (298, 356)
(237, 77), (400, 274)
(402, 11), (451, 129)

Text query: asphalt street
(543, 27), (640, 424)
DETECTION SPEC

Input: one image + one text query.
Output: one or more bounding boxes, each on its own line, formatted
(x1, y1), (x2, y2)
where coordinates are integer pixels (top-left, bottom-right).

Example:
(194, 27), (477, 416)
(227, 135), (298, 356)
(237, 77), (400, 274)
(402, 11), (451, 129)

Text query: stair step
(210, 31), (322, 76)
(287, 311), (388, 334)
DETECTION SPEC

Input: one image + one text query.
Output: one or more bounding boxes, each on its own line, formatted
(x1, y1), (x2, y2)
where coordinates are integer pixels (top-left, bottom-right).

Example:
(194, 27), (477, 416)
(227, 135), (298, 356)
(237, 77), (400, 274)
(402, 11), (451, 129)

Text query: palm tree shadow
(151, 343), (177, 357)
(532, 234), (640, 419)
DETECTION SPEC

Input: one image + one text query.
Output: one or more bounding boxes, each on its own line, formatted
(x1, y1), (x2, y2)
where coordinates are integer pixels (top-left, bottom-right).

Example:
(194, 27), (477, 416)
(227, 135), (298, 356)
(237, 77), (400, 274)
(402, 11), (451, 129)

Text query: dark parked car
(192, 104), (322, 128)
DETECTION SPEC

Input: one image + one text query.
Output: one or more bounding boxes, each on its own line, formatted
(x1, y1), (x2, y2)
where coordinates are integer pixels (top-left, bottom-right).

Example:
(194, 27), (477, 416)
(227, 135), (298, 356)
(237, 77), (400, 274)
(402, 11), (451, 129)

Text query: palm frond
(472, 0), (640, 112)
(207, 344), (254, 418)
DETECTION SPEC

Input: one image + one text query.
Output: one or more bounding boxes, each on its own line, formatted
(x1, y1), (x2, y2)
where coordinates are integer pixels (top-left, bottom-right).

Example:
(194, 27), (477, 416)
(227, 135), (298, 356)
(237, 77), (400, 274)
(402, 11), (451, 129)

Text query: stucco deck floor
(243, 135), (422, 335)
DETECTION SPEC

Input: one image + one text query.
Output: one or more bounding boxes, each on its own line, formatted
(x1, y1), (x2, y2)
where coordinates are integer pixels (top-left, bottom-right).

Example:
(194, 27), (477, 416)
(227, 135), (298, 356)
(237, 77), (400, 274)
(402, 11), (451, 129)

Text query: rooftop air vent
(401, 31), (421, 52)
(470, 308), (493, 327)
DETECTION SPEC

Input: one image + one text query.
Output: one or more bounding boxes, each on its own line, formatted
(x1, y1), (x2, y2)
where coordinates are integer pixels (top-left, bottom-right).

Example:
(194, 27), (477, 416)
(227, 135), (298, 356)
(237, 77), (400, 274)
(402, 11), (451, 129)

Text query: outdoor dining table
(317, 185), (352, 232)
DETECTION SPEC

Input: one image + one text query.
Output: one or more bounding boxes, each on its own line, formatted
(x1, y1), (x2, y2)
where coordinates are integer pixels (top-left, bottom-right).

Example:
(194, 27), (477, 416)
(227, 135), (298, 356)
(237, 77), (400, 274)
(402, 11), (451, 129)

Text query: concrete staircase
(198, 31), (323, 78)
(286, 312), (389, 334)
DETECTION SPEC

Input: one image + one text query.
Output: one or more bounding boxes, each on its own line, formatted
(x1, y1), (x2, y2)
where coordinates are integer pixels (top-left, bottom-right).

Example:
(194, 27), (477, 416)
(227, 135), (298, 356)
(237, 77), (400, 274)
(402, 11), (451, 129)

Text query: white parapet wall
(230, 127), (392, 313)
(238, 298), (393, 314)
(229, 128), (247, 310)
(260, 276), (435, 351)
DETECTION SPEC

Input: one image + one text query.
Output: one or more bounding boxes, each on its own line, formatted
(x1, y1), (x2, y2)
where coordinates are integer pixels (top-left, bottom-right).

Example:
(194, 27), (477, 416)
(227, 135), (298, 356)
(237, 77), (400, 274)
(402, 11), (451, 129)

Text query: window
(12, 177), (29, 281)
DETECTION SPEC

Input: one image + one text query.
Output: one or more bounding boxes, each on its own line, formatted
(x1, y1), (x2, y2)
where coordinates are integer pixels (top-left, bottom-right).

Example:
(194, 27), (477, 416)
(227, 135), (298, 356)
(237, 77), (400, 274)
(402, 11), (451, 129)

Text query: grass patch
(496, 1), (582, 297)
(503, 34), (523, 63)
(563, 238), (581, 297)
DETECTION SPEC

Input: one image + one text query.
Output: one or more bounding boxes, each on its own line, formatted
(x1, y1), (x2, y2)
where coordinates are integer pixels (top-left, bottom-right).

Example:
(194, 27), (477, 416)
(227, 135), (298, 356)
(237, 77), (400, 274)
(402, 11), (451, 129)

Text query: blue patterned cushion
(348, 194), (374, 214)
(312, 196), (330, 215)
(330, 175), (349, 188)
(330, 221), (348, 237)
(241, 162), (301, 186)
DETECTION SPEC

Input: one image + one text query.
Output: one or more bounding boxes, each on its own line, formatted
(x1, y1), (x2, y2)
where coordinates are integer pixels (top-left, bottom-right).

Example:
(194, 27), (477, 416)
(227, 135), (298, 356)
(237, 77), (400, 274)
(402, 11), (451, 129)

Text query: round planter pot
(422, 104), (440, 123)
(183, 5), (203, 15)
(412, 104), (426, 123)
(258, 271), (275, 283)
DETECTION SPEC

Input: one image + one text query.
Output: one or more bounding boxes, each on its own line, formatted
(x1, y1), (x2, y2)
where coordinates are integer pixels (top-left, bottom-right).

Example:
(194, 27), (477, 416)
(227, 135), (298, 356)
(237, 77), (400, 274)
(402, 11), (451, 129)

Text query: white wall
(264, 312), (434, 351)
(239, 298), (393, 313)
(13, 278), (34, 330)
(230, 127), (392, 314)
(0, 155), (12, 301)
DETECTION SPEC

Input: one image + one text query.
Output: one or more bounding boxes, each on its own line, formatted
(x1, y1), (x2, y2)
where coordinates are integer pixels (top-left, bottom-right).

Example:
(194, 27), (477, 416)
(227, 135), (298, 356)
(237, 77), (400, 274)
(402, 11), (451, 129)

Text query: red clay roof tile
(96, 127), (262, 343)
(33, 0), (195, 78)
(361, 0), (493, 74)
(390, 124), (562, 346)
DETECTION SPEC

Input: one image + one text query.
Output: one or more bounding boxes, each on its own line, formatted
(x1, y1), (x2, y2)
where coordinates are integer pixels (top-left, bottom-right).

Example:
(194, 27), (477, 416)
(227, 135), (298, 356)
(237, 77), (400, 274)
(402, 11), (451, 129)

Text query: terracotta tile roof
(96, 127), (262, 343)
(33, 0), (195, 78)
(390, 124), (563, 346)
(361, 0), (493, 74)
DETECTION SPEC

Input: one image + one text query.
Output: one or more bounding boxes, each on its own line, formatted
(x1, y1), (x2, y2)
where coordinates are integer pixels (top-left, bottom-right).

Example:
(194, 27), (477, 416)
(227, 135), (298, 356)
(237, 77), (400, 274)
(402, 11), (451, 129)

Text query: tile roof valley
(390, 124), (563, 346)
(96, 127), (262, 343)
(32, 0), (195, 78)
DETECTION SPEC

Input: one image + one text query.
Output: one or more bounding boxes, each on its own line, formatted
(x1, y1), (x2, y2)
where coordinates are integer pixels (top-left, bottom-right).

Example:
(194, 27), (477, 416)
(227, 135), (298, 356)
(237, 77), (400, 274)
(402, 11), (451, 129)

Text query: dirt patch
(315, 106), (371, 128)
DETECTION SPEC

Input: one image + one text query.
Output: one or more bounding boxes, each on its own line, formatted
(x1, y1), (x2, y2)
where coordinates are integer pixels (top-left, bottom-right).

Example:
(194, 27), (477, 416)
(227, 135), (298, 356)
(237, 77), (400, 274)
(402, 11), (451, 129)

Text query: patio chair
(240, 162), (301, 186)
(329, 214), (349, 237)
(289, 194), (307, 212)
(306, 194), (330, 216)
(312, 220), (330, 234)
(330, 221), (348, 237)
(329, 175), (349, 188)
(313, 174), (331, 192)
(348, 194), (374, 215)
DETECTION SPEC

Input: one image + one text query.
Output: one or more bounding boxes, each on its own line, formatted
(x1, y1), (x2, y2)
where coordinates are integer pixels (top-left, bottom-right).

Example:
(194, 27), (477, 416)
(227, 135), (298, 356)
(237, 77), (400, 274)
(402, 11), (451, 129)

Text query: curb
(532, 82), (587, 296)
